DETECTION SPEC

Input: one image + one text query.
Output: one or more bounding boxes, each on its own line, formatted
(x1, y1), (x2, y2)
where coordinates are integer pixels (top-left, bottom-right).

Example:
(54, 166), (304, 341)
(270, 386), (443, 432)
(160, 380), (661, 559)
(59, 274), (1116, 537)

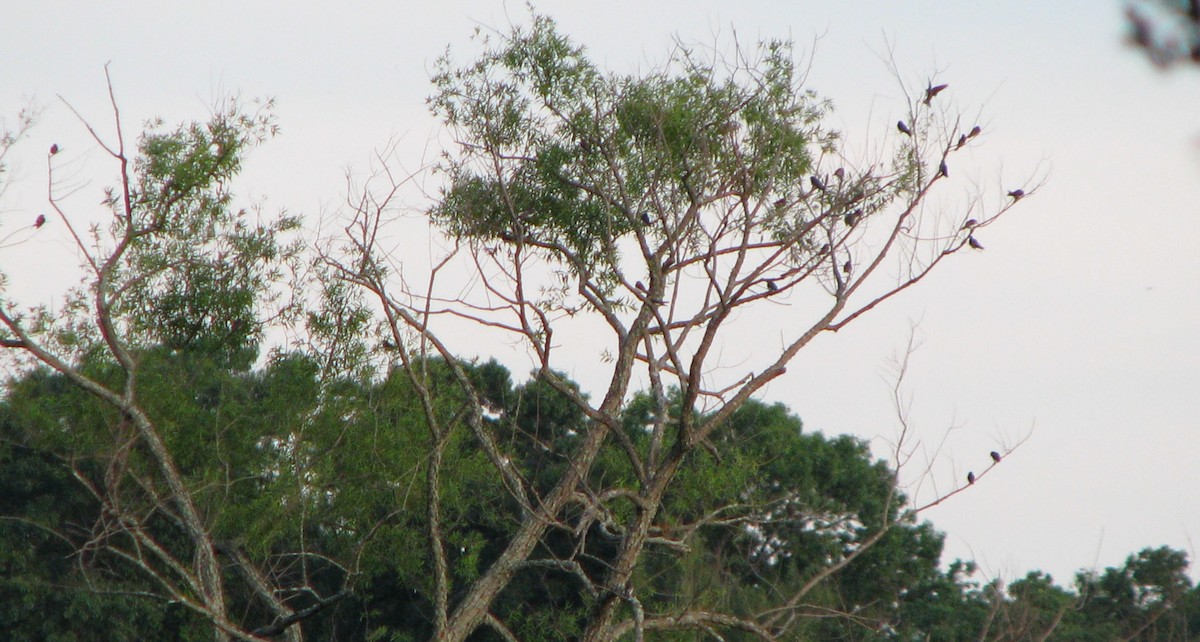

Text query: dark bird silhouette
(819, 243), (830, 255)
(961, 218), (978, 230)
(34, 214), (46, 229)
(382, 340), (397, 350)
(842, 259), (852, 274)
(990, 451), (1002, 463)
(1007, 189), (1025, 200)
(968, 125), (982, 138)
(810, 175), (826, 191)
(923, 83), (949, 105)
(939, 160), (949, 177)
(773, 197), (787, 208)
(640, 212), (651, 225)
(897, 120), (912, 136)
(765, 279), (779, 292)
(49, 144), (59, 155)
(967, 471), (976, 484)
(968, 236), (984, 250)
(834, 167), (845, 180)
(844, 208), (862, 227)
(635, 281), (647, 292)
(956, 134), (968, 149)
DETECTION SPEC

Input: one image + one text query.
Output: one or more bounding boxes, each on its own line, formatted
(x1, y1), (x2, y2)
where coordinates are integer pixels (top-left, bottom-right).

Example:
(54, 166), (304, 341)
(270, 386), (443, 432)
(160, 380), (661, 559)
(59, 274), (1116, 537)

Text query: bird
(640, 212), (651, 226)
(49, 144), (59, 155)
(968, 125), (982, 138)
(810, 175), (826, 191)
(1007, 189), (1025, 200)
(382, 340), (397, 350)
(844, 209), (862, 227)
(833, 167), (845, 180)
(956, 134), (968, 149)
(960, 218), (978, 230)
(635, 280), (647, 292)
(765, 279), (779, 292)
(34, 214), (46, 228)
(968, 236), (984, 250)
(819, 243), (830, 255)
(842, 259), (852, 274)
(897, 120), (912, 136)
(773, 197), (787, 208)
(923, 83), (949, 105)
(990, 451), (1002, 463)
(967, 471), (976, 484)
(938, 160), (949, 177)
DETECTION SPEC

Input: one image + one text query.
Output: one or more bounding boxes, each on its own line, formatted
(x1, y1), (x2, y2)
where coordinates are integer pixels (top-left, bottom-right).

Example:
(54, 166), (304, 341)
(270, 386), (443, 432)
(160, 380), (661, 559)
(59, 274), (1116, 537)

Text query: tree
(1125, 0), (1200, 68)
(324, 13), (1031, 642)
(0, 69), (321, 642)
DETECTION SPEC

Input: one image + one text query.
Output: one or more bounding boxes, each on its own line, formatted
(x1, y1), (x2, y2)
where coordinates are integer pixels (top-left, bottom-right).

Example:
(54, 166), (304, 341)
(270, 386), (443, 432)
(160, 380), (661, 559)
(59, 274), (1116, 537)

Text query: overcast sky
(4, 1), (1200, 587)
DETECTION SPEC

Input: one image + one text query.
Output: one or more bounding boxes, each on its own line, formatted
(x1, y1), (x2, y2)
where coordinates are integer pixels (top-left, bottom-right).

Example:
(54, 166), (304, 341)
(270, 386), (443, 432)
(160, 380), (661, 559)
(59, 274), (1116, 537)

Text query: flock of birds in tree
(750, 82), (1028, 298)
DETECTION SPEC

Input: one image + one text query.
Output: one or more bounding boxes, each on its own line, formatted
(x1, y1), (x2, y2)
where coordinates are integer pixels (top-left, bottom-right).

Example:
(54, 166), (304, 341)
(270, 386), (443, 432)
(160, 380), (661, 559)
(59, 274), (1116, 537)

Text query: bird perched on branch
(968, 125), (982, 138)
(810, 175), (826, 192)
(991, 451), (1002, 463)
(968, 236), (984, 250)
(844, 209), (862, 227)
(640, 212), (651, 226)
(834, 167), (845, 180)
(1007, 189), (1025, 200)
(939, 160), (949, 177)
(967, 472), (976, 484)
(34, 214), (46, 229)
(765, 279), (778, 292)
(956, 134), (968, 150)
(961, 218), (978, 230)
(924, 83), (948, 105)
(49, 144), (60, 155)
(897, 120), (912, 136)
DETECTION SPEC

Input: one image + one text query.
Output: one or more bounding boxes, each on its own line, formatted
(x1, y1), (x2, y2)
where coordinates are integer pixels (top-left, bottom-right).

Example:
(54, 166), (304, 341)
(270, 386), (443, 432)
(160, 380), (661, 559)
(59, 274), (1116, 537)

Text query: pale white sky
(4, 1), (1200, 587)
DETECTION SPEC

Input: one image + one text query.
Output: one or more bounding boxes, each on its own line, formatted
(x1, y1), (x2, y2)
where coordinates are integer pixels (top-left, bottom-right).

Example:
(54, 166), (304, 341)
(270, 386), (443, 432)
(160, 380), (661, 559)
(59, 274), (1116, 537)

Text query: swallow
(990, 451), (1002, 463)
(34, 214), (46, 228)
(842, 259), (852, 274)
(924, 83), (949, 105)
(967, 471), (976, 484)
(50, 144), (59, 155)
(1007, 189), (1025, 200)
(897, 120), (912, 136)
(641, 212), (651, 225)
(939, 160), (949, 177)
(956, 134), (967, 149)
(968, 125), (982, 138)
(766, 279), (779, 292)
(844, 209), (862, 227)
(819, 243), (830, 255)
(960, 218), (978, 230)
(811, 175), (826, 191)
(834, 167), (845, 180)
(635, 281), (647, 292)
(968, 236), (984, 250)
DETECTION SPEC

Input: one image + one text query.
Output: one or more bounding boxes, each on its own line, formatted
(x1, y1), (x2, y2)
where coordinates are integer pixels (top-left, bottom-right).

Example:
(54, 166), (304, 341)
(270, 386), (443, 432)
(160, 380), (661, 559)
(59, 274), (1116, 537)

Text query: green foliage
(429, 15), (834, 287)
